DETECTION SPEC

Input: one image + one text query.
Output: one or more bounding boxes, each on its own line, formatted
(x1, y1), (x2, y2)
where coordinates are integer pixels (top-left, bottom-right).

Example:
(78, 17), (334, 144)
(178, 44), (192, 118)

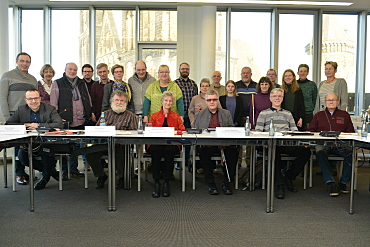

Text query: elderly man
(6, 90), (63, 189)
(256, 88), (311, 199)
(128, 60), (156, 116)
(50, 62), (92, 178)
(194, 89), (238, 195)
(307, 93), (354, 196)
(266, 69), (280, 88)
(1, 52), (38, 184)
(210, 71), (225, 96)
(86, 90), (138, 189)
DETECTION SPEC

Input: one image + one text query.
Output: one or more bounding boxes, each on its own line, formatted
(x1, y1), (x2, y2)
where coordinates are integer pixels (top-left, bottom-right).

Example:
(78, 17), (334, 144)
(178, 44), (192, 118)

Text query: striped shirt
(97, 109), (138, 130)
(175, 77), (198, 115)
(255, 107), (297, 132)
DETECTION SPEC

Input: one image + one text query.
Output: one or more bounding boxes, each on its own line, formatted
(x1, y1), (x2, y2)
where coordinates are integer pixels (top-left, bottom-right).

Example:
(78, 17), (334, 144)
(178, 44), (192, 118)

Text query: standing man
(175, 62), (198, 167)
(50, 62), (92, 178)
(307, 93), (354, 197)
(266, 69), (280, 88)
(128, 60), (156, 116)
(0, 52), (38, 185)
(194, 90), (238, 195)
(210, 71), (225, 96)
(6, 89), (63, 189)
(255, 88), (311, 199)
(81, 64), (96, 95)
(297, 64), (318, 130)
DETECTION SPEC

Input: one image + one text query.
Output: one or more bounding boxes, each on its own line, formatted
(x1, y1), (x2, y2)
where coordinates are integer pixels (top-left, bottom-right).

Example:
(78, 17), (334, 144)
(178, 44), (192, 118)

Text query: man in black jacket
(6, 89), (63, 189)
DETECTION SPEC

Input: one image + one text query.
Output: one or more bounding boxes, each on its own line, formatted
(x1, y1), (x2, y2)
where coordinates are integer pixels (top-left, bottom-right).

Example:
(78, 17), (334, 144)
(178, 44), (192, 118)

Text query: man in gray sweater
(0, 52), (37, 185)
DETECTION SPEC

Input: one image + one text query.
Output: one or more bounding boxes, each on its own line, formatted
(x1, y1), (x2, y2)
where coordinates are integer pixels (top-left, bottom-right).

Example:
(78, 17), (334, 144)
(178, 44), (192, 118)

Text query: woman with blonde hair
(38, 64), (56, 105)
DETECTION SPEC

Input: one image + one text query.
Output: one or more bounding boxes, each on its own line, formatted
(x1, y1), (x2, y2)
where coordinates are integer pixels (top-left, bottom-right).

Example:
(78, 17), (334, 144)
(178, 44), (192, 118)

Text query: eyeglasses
(159, 71), (169, 74)
(267, 73), (276, 76)
(26, 97), (40, 101)
(180, 68), (189, 71)
(18, 59), (31, 64)
(325, 99), (338, 102)
(271, 95), (283, 98)
(206, 99), (218, 102)
(83, 71), (93, 73)
(114, 71), (123, 74)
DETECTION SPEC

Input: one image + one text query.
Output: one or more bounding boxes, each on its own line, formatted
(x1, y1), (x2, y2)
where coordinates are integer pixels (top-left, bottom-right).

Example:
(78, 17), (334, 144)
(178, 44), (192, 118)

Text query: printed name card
(0, 125), (26, 135)
(144, 127), (175, 137)
(85, 126), (116, 136)
(216, 127), (244, 137)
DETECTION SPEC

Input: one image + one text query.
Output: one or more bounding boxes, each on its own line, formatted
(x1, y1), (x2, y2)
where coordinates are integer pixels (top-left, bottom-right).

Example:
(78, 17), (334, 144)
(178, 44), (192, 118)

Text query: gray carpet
(1, 161), (370, 246)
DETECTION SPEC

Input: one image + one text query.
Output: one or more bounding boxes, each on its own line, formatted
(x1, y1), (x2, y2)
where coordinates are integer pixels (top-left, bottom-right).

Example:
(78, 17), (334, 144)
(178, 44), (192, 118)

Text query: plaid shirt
(175, 77), (198, 114)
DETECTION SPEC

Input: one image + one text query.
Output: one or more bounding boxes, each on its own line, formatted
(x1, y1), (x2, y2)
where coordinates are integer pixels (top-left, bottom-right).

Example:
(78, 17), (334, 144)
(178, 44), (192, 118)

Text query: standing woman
(143, 65), (184, 123)
(219, 80), (243, 127)
(148, 91), (186, 198)
(281, 69), (305, 129)
(250, 77), (273, 129)
(38, 64), (55, 105)
(314, 61), (348, 113)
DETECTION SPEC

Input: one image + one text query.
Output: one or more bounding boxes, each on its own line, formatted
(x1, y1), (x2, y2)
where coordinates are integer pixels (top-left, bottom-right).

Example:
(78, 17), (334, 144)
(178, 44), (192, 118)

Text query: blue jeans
(315, 145), (352, 184)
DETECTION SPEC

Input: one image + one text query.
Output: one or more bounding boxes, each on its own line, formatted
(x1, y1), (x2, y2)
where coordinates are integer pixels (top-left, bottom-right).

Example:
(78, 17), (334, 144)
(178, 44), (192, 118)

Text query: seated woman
(147, 91), (186, 198)
(219, 80), (243, 127)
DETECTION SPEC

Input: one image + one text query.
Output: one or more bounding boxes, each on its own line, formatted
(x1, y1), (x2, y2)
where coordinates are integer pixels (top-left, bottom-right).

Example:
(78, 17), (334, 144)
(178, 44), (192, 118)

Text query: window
(215, 11), (227, 83)
(365, 15), (370, 110)
(95, 10), (136, 82)
(21, 9), (44, 79)
(51, 9), (89, 79)
(230, 12), (271, 82)
(8, 8), (13, 69)
(278, 14), (314, 81)
(321, 14), (357, 112)
(140, 10), (177, 41)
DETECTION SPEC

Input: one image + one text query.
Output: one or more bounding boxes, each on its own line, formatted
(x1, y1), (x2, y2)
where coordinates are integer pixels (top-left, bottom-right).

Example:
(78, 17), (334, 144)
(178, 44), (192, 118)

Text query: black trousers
(198, 146), (238, 184)
(275, 146), (311, 186)
(148, 145), (179, 180)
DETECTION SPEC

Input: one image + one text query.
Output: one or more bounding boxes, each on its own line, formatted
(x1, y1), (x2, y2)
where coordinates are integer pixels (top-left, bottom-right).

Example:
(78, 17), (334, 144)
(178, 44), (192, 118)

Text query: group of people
(0, 52), (354, 199)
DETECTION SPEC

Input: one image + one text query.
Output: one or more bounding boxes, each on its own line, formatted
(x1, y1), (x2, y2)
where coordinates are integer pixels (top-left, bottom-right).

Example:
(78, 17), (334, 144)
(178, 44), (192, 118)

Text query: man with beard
(175, 62), (198, 167)
(85, 90), (138, 189)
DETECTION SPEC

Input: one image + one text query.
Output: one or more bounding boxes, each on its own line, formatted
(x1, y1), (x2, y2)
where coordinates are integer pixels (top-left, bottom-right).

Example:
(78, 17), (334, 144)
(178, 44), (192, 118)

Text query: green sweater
(298, 79), (317, 114)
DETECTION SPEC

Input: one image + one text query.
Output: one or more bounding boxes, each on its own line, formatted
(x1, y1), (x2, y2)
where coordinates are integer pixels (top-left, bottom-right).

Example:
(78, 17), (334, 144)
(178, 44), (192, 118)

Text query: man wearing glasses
(266, 68), (280, 88)
(0, 52), (38, 185)
(6, 89), (63, 189)
(194, 90), (238, 195)
(81, 64), (96, 95)
(307, 93), (354, 197)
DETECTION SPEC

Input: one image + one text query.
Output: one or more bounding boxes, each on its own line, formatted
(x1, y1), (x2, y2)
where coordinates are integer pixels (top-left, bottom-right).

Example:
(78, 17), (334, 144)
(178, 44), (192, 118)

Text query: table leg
(349, 140), (355, 215)
(270, 138), (276, 213)
(266, 139), (272, 213)
(3, 148), (7, 188)
(108, 137), (113, 212)
(111, 138), (116, 211)
(29, 139), (34, 212)
(192, 146), (196, 190)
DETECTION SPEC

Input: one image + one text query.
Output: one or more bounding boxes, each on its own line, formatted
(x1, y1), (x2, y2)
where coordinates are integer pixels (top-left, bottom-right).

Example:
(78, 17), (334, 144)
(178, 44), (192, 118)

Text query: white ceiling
(7, 0), (370, 11)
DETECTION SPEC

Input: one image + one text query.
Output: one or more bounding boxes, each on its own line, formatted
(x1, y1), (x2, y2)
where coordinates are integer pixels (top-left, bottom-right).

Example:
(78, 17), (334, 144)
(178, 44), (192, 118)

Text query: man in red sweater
(307, 93), (354, 197)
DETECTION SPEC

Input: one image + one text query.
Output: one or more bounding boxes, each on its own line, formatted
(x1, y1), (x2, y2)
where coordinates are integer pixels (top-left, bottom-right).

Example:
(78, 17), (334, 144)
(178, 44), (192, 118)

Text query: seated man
(307, 93), (354, 197)
(255, 88), (311, 199)
(6, 89), (63, 190)
(194, 89), (238, 195)
(86, 90), (138, 189)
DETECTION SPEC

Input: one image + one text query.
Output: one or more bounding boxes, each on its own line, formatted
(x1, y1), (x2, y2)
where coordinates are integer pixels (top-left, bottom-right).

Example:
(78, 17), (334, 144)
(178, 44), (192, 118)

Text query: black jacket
(219, 95), (243, 127)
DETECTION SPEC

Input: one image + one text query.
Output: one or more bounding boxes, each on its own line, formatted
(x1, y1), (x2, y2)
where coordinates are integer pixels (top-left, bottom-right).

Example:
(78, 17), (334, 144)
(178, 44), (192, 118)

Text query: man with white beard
(86, 90), (138, 189)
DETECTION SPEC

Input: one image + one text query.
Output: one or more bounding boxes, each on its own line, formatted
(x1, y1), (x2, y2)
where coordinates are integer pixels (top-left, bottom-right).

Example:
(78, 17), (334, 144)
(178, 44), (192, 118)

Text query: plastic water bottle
(361, 119), (367, 138)
(245, 116), (250, 136)
(137, 115), (143, 134)
(99, 112), (106, 126)
(269, 117), (275, 136)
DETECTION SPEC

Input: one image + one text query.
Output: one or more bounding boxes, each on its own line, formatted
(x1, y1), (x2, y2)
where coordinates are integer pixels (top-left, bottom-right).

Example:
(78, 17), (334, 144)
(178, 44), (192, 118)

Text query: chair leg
(59, 155), (63, 191)
(262, 147), (266, 190)
(192, 146), (196, 190)
(182, 145), (185, 192)
(12, 147), (16, 192)
(3, 148), (7, 188)
(137, 145), (141, 192)
(303, 163), (307, 190)
(309, 150), (313, 188)
(84, 161), (88, 189)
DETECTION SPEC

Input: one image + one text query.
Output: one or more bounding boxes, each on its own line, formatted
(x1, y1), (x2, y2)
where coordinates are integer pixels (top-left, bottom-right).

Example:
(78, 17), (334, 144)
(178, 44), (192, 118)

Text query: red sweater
(91, 81), (106, 119)
(307, 108), (354, 133)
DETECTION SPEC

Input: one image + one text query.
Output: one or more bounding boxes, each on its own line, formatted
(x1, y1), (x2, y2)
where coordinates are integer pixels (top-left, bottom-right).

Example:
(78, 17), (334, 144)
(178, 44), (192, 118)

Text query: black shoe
(208, 184), (219, 195)
(51, 168), (59, 181)
(116, 178), (124, 189)
(285, 176), (297, 192)
(338, 183), (349, 194)
(162, 182), (170, 197)
(24, 173), (30, 181)
(328, 182), (339, 197)
(34, 178), (48, 190)
(70, 169), (84, 177)
(152, 182), (161, 198)
(275, 185), (285, 199)
(62, 172), (69, 181)
(95, 174), (108, 189)
(221, 182), (233, 195)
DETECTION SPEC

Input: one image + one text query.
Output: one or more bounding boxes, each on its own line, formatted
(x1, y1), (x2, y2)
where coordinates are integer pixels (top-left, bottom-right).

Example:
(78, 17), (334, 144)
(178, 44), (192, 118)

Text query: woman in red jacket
(148, 91), (185, 198)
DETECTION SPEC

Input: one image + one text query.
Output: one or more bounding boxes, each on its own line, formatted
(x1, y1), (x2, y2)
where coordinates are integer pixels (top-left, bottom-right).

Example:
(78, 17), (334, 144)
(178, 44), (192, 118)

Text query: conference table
(2, 130), (367, 214)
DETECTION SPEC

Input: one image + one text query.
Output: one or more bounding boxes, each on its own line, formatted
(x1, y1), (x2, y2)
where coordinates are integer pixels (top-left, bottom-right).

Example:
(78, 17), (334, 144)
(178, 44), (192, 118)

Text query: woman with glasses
(219, 80), (243, 127)
(281, 69), (305, 130)
(38, 64), (56, 105)
(101, 64), (134, 114)
(314, 61), (348, 113)
(143, 65), (184, 123)
(250, 77), (273, 129)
